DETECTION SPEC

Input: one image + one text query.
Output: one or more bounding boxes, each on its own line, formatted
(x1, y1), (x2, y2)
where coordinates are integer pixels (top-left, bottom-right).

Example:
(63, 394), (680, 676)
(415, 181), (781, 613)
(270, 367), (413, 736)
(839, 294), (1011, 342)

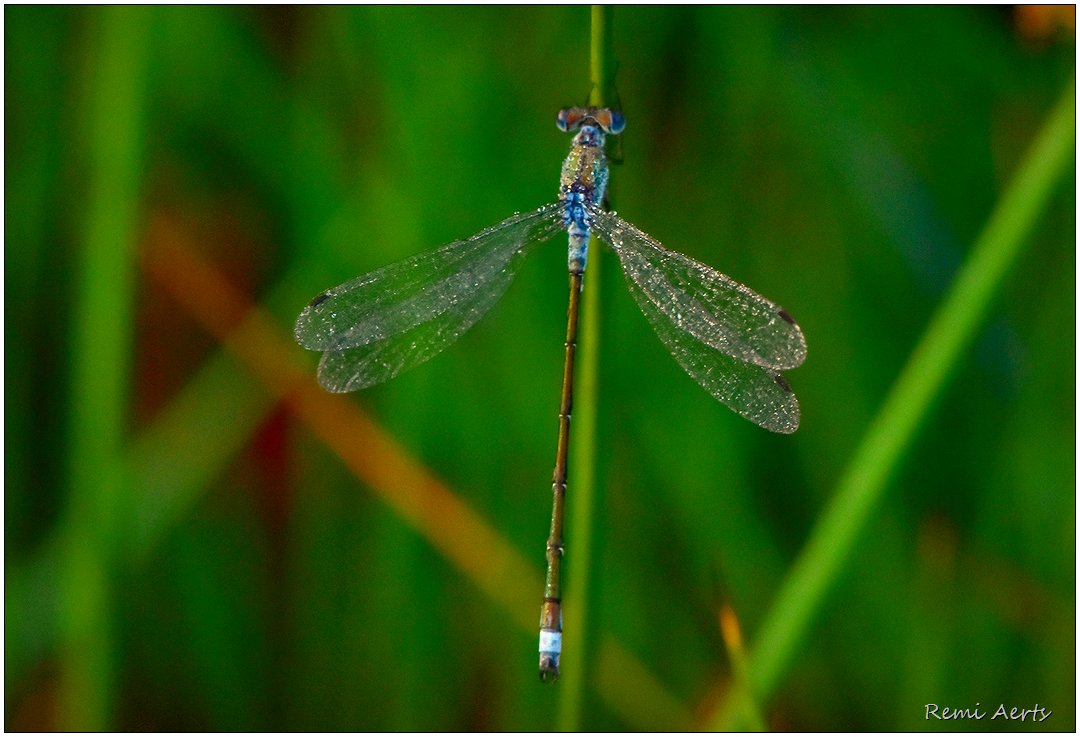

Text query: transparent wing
(295, 204), (565, 392)
(590, 207), (806, 371)
(621, 264), (800, 433)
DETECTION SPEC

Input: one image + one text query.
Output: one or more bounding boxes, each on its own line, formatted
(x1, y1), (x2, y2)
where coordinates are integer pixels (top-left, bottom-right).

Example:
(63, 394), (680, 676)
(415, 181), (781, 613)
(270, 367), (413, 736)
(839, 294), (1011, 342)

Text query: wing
(621, 263), (801, 433)
(295, 204), (565, 392)
(590, 206), (806, 371)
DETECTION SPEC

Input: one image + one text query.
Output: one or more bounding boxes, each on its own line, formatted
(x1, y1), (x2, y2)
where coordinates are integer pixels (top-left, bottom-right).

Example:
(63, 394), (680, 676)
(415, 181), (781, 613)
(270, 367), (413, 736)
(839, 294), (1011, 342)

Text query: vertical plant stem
(718, 604), (767, 731)
(59, 7), (152, 730)
(713, 78), (1075, 730)
(556, 5), (616, 730)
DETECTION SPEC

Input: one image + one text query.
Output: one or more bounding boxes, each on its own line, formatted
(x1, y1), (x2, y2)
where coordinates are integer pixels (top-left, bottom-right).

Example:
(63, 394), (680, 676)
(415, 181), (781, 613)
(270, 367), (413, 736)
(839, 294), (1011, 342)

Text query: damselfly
(295, 107), (807, 682)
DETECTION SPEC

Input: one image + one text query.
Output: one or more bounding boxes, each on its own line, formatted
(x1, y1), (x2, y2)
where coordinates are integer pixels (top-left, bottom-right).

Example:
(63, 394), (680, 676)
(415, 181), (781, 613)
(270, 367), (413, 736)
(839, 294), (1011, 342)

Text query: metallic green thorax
(558, 123), (609, 274)
(559, 131), (609, 203)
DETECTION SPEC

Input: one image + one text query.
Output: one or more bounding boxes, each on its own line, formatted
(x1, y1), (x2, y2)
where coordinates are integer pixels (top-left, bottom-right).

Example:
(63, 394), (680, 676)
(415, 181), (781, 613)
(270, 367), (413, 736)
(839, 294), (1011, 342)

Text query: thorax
(559, 132), (609, 208)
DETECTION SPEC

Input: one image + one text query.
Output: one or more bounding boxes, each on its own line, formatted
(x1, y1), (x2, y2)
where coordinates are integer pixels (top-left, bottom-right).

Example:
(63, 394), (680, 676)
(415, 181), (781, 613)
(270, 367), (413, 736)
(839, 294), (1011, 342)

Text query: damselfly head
(557, 107), (626, 135)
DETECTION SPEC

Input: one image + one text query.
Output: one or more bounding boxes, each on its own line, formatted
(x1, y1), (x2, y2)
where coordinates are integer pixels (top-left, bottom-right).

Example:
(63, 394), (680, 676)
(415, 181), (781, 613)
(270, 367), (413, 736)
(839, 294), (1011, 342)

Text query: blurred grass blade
(59, 7), (153, 730)
(128, 351), (278, 561)
(717, 604), (767, 731)
(595, 637), (694, 729)
(713, 78), (1075, 730)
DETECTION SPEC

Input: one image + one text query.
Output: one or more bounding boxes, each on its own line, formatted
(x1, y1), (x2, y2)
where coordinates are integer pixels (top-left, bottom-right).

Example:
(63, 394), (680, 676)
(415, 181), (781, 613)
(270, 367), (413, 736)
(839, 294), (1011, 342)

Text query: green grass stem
(714, 78), (1075, 729)
(556, 5), (617, 729)
(58, 7), (153, 730)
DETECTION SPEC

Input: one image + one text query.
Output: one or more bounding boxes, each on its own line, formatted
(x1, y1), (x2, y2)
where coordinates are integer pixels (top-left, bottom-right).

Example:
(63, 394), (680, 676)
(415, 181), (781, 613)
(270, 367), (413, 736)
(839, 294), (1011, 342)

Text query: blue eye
(607, 110), (625, 135)
(556, 109), (571, 132)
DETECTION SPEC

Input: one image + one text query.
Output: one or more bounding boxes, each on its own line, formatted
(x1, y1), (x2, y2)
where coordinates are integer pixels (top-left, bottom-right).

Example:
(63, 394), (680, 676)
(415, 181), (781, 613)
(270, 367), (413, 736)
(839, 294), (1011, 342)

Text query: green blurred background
(5, 5), (1075, 731)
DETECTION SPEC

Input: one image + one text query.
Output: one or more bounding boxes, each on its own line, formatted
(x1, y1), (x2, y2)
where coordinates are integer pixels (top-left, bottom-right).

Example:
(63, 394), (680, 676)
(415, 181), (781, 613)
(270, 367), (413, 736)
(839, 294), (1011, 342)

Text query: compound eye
(557, 107), (587, 132)
(556, 108), (576, 132)
(606, 110), (626, 134)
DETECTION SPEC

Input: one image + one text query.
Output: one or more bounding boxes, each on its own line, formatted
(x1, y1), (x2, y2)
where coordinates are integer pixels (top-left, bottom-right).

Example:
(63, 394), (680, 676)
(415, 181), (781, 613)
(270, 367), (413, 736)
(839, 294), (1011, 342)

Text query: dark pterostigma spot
(777, 309), (795, 325)
(772, 373), (792, 393)
(308, 291), (331, 308)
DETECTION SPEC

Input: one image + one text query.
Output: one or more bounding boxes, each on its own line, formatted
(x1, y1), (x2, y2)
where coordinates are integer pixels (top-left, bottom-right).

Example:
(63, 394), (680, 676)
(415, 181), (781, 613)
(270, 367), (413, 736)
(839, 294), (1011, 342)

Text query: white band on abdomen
(539, 630), (562, 654)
